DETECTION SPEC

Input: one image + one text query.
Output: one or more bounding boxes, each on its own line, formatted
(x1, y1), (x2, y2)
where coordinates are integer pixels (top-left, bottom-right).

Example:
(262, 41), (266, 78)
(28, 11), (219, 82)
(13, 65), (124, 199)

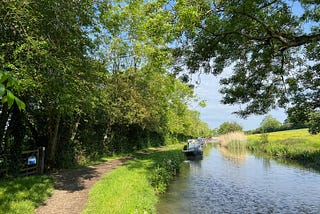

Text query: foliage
(150, 149), (185, 193)
(0, 71), (25, 110)
(259, 115), (282, 133)
(83, 145), (185, 214)
(247, 129), (320, 170)
(218, 122), (243, 135)
(173, 0), (320, 131)
(0, 0), (211, 171)
(308, 111), (320, 134)
(0, 176), (53, 214)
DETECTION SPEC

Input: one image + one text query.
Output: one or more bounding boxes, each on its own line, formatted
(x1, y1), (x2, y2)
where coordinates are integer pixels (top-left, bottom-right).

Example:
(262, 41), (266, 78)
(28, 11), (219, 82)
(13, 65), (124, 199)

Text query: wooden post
(39, 147), (45, 174)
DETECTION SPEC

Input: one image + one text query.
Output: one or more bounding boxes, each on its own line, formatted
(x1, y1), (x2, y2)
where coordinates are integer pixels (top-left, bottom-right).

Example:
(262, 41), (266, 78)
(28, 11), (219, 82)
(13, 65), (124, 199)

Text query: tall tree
(1, 0), (98, 164)
(173, 0), (319, 132)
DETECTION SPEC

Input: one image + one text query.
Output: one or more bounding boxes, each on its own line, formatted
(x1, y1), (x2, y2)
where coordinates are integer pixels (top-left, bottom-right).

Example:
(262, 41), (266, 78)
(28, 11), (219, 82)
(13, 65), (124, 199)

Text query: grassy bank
(82, 144), (185, 214)
(247, 129), (320, 170)
(0, 176), (53, 214)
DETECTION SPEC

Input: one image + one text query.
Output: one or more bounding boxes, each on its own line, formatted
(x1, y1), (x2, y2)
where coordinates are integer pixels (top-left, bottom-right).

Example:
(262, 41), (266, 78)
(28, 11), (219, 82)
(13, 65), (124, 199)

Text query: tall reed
(218, 131), (247, 149)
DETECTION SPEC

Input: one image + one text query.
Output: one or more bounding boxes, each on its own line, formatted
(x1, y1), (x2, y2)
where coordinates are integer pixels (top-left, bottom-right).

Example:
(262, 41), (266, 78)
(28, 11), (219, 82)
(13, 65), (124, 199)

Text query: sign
(27, 155), (36, 165)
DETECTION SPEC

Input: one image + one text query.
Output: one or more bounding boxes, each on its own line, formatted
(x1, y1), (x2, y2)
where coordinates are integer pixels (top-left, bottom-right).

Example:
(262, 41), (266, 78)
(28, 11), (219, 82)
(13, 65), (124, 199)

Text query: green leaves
(0, 84), (5, 96)
(0, 71), (25, 110)
(175, 0), (320, 120)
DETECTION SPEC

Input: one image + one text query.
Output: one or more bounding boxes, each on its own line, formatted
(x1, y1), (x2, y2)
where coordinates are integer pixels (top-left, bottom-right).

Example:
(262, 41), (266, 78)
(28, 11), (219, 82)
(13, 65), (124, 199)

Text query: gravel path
(34, 155), (134, 214)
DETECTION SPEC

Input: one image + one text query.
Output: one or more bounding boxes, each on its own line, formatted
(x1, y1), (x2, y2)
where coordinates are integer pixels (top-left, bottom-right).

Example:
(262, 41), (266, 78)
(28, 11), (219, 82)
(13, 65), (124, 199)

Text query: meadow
(247, 129), (320, 170)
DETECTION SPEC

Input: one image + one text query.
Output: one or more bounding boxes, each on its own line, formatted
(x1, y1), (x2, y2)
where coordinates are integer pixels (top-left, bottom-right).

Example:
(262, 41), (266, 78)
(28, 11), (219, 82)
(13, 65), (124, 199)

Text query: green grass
(247, 129), (320, 170)
(0, 176), (53, 214)
(82, 144), (185, 214)
(0, 145), (184, 214)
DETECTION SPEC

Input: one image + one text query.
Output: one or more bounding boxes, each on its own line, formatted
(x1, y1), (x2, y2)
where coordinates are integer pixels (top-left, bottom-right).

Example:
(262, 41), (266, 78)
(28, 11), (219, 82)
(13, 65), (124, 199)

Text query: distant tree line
(246, 114), (310, 134)
(216, 113), (312, 136)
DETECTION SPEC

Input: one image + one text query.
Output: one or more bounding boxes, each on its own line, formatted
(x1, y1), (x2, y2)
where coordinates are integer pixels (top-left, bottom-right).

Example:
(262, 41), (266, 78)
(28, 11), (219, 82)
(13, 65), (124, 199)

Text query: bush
(150, 150), (185, 193)
(218, 122), (243, 135)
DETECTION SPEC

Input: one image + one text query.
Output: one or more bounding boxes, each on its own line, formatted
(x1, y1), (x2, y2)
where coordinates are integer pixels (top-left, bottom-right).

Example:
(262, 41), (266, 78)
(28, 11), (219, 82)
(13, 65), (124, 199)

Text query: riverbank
(83, 144), (185, 214)
(247, 129), (320, 170)
(0, 144), (185, 214)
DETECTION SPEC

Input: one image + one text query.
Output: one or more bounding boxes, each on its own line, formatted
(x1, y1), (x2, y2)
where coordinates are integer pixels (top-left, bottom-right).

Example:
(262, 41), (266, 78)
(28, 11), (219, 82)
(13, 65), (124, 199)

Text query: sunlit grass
(0, 176), (53, 214)
(82, 144), (185, 214)
(247, 129), (320, 170)
(247, 129), (320, 150)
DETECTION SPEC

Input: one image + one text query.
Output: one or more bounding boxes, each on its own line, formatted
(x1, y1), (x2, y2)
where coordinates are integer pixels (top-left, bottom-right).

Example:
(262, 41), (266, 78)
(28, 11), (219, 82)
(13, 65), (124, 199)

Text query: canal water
(157, 146), (320, 214)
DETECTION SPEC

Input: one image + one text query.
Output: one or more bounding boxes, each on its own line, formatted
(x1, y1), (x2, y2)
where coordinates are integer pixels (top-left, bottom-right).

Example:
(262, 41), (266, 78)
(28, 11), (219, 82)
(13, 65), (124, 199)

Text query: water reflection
(157, 147), (320, 214)
(217, 146), (246, 166)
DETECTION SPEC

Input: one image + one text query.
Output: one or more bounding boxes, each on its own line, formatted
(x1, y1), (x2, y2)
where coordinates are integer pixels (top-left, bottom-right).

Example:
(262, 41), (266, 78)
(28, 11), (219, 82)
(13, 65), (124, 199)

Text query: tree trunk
(70, 116), (80, 142)
(48, 114), (61, 164)
(0, 105), (10, 144)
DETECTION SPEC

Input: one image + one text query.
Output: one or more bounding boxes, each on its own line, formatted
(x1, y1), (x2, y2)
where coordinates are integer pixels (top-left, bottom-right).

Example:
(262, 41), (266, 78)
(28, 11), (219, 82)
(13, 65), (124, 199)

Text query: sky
(190, 73), (287, 131)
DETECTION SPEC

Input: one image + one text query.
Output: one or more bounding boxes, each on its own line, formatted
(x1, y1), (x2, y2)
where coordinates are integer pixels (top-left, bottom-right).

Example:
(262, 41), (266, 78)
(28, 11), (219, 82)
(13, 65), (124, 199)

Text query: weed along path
(35, 151), (155, 214)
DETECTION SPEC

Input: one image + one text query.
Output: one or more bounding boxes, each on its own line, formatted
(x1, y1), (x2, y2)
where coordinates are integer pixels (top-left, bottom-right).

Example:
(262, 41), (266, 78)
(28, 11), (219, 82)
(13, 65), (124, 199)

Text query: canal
(157, 145), (320, 213)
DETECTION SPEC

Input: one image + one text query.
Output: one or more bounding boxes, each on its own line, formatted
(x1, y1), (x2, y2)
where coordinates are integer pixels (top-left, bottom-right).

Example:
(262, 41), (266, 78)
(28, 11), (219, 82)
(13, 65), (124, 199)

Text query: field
(247, 129), (320, 170)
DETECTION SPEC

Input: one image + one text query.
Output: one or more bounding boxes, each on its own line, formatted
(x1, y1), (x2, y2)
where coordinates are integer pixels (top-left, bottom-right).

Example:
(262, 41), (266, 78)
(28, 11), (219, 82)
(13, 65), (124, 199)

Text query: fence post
(39, 147), (45, 174)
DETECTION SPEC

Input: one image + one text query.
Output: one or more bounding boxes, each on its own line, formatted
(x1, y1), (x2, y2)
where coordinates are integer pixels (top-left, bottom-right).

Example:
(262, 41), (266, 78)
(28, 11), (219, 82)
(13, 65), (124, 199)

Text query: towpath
(34, 150), (157, 214)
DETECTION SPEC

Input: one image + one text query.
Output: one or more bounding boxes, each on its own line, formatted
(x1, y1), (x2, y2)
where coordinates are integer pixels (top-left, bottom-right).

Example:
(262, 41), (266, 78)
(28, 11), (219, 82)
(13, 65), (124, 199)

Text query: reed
(218, 131), (247, 148)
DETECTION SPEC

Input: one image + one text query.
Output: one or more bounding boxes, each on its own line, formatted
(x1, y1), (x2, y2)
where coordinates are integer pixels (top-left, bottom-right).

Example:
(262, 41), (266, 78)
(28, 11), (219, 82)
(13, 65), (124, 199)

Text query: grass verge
(0, 176), (53, 214)
(247, 129), (320, 170)
(82, 144), (185, 214)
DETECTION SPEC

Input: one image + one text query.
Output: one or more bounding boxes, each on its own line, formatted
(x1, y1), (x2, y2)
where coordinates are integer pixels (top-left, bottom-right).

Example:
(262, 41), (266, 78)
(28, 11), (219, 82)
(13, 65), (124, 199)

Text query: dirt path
(35, 155), (134, 214)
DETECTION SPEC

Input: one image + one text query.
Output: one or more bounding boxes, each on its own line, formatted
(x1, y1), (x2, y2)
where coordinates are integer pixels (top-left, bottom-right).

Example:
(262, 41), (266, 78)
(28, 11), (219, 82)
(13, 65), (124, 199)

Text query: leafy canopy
(170, 0), (319, 133)
(173, 0), (319, 119)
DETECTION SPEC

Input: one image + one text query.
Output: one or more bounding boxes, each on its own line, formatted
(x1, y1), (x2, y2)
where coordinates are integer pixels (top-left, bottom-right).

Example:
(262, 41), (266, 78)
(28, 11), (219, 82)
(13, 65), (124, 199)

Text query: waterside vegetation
(0, 144), (185, 214)
(83, 144), (185, 214)
(247, 129), (320, 170)
(217, 131), (247, 149)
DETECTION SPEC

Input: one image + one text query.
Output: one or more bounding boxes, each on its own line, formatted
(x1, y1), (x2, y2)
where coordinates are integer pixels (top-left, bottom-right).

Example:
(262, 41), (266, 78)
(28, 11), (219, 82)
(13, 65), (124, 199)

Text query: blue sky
(190, 73), (287, 131)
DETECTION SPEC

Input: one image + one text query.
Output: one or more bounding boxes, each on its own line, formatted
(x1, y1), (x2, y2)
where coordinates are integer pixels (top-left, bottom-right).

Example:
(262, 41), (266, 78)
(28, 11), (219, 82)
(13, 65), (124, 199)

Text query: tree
(0, 71), (25, 110)
(0, 0), (212, 170)
(173, 0), (320, 132)
(218, 122), (243, 135)
(1, 0), (98, 165)
(259, 115), (282, 133)
(308, 111), (320, 135)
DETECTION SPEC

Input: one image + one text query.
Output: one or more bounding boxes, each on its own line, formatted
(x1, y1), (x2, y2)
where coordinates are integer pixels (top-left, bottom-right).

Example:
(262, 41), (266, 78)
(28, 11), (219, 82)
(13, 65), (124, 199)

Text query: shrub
(218, 122), (243, 135)
(150, 151), (185, 194)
